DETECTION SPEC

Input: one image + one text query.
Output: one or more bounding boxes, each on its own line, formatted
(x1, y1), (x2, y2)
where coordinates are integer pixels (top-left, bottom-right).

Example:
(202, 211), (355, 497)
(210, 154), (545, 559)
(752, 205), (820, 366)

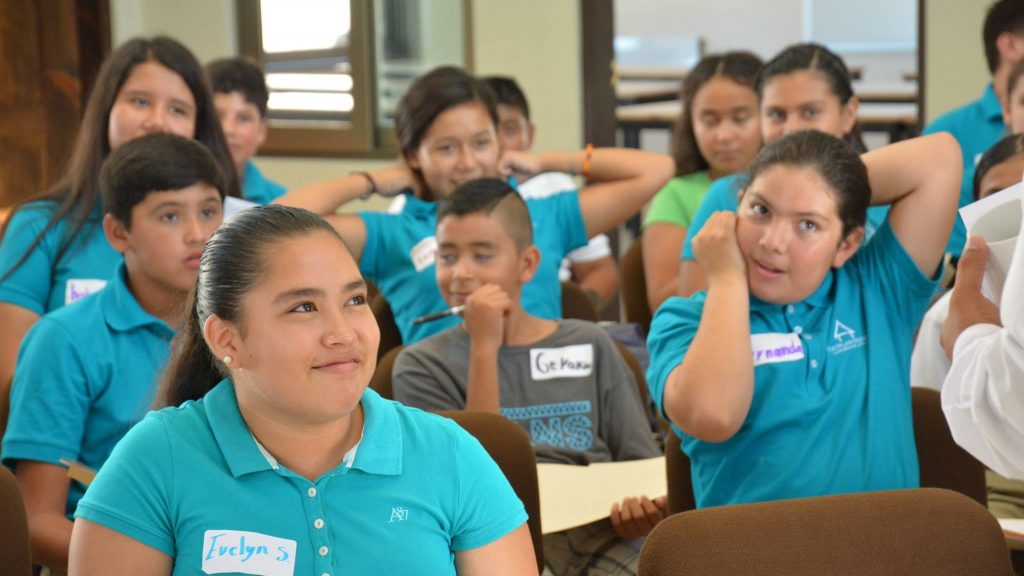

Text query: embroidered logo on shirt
(64, 279), (106, 305)
(750, 332), (805, 366)
(501, 401), (594, 451)
(201, 530), (296, 576)
(389, 507), (409, 522)
(529, 344), (594, 380)
(410, 236), (438, 272)
(827, 319), (867, 355)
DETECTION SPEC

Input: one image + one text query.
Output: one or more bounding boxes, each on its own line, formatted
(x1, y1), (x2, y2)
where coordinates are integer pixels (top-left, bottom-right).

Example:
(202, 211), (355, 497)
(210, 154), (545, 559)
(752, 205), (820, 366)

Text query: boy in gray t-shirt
(393, 178), (663, 576)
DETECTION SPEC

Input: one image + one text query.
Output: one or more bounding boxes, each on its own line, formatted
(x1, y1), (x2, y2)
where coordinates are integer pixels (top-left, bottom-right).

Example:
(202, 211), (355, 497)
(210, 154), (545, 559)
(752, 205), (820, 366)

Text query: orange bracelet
(581, 143), (594, 181)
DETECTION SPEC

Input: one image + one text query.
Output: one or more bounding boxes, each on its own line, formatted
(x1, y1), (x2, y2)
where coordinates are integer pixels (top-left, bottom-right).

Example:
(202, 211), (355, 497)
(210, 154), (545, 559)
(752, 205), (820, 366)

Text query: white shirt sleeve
(910, 292), (951, 392)
(941, 197), (1024, 480)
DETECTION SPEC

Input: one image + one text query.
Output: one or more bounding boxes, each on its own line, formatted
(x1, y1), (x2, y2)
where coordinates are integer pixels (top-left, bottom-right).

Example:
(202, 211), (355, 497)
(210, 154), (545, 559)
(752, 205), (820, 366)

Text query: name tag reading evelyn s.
(750, 332), (805, 367)
(202, 530), (297, 576)
(530, 344), (594, 380)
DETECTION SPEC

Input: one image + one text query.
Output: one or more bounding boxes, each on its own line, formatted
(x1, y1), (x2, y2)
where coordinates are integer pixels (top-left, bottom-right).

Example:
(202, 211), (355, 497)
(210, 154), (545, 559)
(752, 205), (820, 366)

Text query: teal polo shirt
(923, 83), (1007, 257)
(75, 381), (527, 575)
(0, 199), (120, 313)
(359, 187), (587, 344)
(242, 160), (287, 205)
(2, 261), (173, 517)
(680, 174), (889, 260)
(648, 221), (937, 508)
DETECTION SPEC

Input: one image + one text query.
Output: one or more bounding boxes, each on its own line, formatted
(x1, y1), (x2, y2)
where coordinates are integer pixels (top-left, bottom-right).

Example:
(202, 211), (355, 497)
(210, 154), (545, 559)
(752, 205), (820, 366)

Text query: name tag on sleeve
(750, 332), (805, 367)
(202, 530), (296, 576)
(530, 344), (594, 380)
(65, 279), (106, 305)
(410, 236), (438, 272)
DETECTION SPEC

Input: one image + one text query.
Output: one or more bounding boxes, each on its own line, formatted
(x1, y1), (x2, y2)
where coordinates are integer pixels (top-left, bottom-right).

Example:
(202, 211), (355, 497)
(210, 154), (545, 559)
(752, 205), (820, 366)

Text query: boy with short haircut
(206, 56), (286, 205)
(923, 0), (1024, 258)
(1, 133), (225, 573)
(393, 178), (662, 576)
(483, 76), (620, 311)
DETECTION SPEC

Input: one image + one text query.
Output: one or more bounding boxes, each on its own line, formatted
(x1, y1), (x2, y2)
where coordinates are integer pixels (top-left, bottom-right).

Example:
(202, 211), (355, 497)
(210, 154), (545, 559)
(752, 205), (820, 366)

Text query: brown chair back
(664, 432), (696, 515)
(639, 488), (1014, 576)
(912, 387), (987, 505)
(619, 238), (652, 334)
(369, 346), (403, 400)
(370, 293), (403, 361)
(560, 281), (599, 322)
(437, 411), (544, 573)
(0, 467), (32, 576)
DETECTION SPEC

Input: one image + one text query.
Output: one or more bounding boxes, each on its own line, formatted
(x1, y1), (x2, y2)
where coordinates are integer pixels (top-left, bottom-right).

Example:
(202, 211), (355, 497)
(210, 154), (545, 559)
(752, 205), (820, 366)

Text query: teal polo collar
(749, 267), (835, 312)
(400, 192), (438, 217)
(206, 379), (402, 479)
(981, 83), (1003, 121)
(101, 261), (173, 335)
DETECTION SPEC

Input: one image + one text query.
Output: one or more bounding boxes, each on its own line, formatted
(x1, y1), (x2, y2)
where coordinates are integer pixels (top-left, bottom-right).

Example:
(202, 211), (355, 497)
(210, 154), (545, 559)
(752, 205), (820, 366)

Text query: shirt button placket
(304, 483), (332, 575)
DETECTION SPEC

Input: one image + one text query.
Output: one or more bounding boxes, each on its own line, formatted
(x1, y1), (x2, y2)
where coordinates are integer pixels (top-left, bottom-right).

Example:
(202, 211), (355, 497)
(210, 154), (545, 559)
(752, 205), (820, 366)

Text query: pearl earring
(223, 355), (233, 365)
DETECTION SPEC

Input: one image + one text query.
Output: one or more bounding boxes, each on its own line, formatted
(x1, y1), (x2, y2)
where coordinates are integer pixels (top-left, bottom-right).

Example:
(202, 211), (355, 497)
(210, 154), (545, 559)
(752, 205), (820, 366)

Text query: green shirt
(643, 171), (712, 230)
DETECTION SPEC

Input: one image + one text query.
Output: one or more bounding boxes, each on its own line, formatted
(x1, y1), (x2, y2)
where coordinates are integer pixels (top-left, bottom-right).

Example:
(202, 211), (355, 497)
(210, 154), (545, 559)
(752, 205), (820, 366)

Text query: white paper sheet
(537, 456), (667, 534)
(959, 182), (1024, 303)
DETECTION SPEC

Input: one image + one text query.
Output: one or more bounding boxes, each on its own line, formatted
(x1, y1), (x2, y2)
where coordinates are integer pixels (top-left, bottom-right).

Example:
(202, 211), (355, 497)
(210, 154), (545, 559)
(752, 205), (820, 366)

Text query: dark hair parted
(755, 43), (865, 153)
(100, 133), (226, 228)
(985, 0), (1024, 75)
(436, 178), (533, 249)
(973, 134), (1024, 201)
(482, 76), (530, 120)
(205, 57), (270, 117)
(160, 205), (342, 407)
(395, 66), (498, 165)
(0, 36), (239, 283)
(745, 130), (869, 236)
(675, 51), (763, 176)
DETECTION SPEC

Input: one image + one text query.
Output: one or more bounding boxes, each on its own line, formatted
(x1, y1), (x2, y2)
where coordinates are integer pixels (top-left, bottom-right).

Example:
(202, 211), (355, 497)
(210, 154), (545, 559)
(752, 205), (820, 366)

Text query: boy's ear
(526, 122), (536, 150)
(203, 314), (244, 368)
(832, 226), (865, 268)
(519, 244), (541, 284)
(102, 213), (130, 255)
(997, 32), (1024, 70)
(257, 118), (269, 148)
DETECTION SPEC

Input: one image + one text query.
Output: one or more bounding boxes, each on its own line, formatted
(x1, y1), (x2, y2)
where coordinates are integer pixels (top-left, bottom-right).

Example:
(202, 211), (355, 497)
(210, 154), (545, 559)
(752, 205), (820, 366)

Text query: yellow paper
(537, 456), (666, 534)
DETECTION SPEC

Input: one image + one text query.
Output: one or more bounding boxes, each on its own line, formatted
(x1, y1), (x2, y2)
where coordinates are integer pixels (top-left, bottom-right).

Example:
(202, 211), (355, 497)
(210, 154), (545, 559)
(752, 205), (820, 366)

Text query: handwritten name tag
(65, 279), (106, 305)
(410, 236), (438, 272)
(750, 332), (804, 367)
(202, 530), (296, 576)
(530, 344), (594, 380)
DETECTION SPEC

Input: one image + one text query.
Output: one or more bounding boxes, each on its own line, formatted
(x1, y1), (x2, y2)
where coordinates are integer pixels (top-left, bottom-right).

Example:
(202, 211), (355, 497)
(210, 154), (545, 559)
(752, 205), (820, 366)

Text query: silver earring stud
(223, 355), (233, 365)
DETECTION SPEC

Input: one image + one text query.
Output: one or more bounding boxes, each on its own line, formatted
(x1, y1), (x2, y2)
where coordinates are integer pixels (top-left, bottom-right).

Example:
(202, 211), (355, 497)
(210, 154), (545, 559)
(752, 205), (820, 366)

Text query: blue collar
(101, 261), (174, 335)
(207, 379), (402, 479)
(981, 83), (1004, 121)
(749, 267), (835, 313)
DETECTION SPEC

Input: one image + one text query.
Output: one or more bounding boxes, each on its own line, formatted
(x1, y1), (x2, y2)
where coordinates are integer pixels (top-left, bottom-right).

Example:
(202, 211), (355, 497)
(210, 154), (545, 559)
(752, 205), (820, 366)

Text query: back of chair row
(639, 488), (1013, 576)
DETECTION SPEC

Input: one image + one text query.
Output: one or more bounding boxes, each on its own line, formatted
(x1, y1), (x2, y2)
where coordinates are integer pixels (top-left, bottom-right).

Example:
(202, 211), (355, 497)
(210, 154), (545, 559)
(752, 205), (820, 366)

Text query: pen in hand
(412, 304), (466, 325)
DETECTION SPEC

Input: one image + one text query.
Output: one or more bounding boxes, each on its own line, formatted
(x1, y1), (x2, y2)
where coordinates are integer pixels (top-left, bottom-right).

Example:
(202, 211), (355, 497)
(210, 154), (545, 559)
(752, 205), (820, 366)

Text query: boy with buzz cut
(393, 178), (662, 576)
(1, 133), (225, 573)
(206, 56), (286, 205)
(483, 76), (620, 311)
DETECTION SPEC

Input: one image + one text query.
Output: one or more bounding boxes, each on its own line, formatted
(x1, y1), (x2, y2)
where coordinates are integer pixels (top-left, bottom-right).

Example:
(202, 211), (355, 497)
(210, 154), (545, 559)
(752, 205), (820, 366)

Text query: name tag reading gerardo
(750, 332), (804, 367)
(202, 530), (296, 576)
(530, 344), (594, 380)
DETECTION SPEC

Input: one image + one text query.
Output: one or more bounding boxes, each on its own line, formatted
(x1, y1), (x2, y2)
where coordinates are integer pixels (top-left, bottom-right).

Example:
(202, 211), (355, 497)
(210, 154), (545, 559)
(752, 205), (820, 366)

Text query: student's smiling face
(435, 212), (537, 308)
(106, 183), (223, 297)
(227, 231), (379, 425)
(760, 71), (857, 144)
(108, 61), (197, 151)
(406, 102), (501, 199)
(691, 76), (762, 178)
(736, 165), (861, 304)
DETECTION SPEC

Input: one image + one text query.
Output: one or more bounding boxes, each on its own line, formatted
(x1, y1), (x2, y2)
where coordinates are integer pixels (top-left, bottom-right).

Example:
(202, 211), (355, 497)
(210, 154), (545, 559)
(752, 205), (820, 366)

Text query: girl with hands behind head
(276, 66), (673, 345)
(647, 130), (960, 509)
